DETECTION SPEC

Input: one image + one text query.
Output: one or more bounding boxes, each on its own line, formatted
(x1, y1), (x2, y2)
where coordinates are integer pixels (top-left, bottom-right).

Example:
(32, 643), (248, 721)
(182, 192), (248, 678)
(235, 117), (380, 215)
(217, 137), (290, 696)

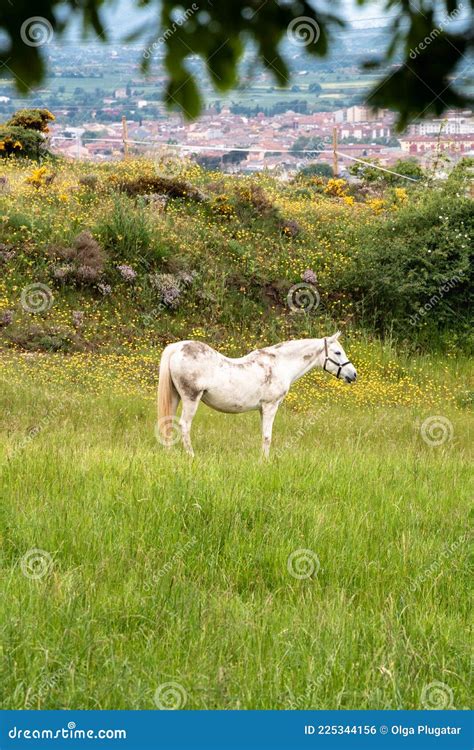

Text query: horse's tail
(157, 344), (179, 445)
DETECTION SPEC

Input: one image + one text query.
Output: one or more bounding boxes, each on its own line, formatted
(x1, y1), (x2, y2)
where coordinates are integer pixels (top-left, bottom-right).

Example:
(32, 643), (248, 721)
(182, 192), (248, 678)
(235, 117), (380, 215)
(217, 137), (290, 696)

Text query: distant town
(46, 105), (474, 174)
(0, 21), (472, 173)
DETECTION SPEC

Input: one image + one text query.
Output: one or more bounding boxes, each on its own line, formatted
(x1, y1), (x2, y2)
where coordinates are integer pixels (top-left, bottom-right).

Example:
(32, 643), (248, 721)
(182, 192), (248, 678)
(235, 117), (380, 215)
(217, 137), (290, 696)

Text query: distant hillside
(0, 157), (472, 356)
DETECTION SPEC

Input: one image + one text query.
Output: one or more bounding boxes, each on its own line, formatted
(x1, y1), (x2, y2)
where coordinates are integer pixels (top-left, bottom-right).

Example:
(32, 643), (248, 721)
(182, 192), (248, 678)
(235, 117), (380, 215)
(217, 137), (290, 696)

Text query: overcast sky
(63, 0), (392, 39)
(62, 0), (471, 42)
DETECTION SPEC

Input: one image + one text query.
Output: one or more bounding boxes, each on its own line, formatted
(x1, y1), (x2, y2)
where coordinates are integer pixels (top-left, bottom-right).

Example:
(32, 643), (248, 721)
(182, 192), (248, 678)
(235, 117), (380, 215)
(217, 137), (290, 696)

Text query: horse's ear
(330, 330), (342, 341)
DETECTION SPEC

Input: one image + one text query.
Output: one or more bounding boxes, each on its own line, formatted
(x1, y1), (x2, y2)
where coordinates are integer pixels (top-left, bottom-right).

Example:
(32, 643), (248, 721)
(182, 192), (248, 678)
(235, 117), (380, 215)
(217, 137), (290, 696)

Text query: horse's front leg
(260, 402), (279, 459)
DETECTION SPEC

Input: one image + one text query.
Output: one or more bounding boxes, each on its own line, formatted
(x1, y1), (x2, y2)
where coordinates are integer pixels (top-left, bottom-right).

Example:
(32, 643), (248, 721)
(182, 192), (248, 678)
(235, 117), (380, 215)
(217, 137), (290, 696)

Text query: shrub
(0, 135), (23, 156)
(296, 162), (333, 179)
(340, 189), (473, 338)
(0, 125), (46, 159)
(116, 175), (205, 202)
(0, 310), (13, 326)
(349, 157), (424, 185)
(5, 324), (75, 353)
(233, 183), (277, 220)
(0, 244), (15, 263)
(117, 264), (137, 282)
(149, 270), (197, 310)
(231, 182), (301, 236)
(0, 108), (54, 160)
(210, 194), (235, 219)
(51, 231), (106, 286)
(7, 109), (55, 133)
(149, 273), (181, 309)
(26, 166), (55, 188)
(79, 174), (99, 190)
(95, 196), (166, 267)
(324, 178), (349, 197)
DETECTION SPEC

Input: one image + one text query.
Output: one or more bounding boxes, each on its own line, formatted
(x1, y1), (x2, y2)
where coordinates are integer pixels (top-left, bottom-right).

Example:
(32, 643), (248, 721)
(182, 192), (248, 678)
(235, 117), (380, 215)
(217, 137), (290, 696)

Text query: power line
(335, 151), (420, 181)
(50, 134), (423, 182)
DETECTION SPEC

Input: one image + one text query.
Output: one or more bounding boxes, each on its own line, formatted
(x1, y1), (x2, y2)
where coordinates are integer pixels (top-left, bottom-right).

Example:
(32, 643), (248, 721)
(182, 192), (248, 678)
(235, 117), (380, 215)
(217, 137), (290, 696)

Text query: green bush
(5, 324), (75, 353)
(95, 197), (167, 268)
(349, 158), (425, 185)
(0, 125), (47, 160)
(116, 175), (205, 202)
(340, 188), (473, 341)
(7, 109), (55, 132)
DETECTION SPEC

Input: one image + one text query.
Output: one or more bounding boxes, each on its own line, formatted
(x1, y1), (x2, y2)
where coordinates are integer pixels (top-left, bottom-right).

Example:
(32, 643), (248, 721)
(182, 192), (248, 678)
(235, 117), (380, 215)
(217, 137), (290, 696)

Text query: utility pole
(332, 127), (338, 177)
(122, 116), (129, 159)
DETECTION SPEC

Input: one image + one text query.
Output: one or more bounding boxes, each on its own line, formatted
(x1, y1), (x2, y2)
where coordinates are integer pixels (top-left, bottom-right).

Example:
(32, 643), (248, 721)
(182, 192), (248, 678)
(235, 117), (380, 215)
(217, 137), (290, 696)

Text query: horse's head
(323, 332), (357, 384)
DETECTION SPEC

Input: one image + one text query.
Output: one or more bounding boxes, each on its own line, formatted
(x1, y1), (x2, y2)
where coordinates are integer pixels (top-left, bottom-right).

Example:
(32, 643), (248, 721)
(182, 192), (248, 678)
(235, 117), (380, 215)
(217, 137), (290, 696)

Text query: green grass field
(0, 371), (471, 710)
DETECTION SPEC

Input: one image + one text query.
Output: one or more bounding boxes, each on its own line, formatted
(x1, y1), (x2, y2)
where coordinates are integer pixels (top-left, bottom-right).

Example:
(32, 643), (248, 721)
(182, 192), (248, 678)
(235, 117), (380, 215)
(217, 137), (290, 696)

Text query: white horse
(157, 332), (357, 457)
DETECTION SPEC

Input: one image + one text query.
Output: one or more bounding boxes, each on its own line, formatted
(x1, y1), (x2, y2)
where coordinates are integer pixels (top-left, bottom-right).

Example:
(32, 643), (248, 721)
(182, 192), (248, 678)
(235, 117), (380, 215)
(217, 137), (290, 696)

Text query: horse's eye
(335, 351), (342, 356)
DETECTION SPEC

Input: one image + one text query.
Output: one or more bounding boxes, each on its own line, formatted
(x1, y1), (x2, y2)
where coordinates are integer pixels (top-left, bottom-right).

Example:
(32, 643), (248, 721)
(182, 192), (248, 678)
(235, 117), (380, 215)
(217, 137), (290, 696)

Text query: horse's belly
(201, 388), (259, 413)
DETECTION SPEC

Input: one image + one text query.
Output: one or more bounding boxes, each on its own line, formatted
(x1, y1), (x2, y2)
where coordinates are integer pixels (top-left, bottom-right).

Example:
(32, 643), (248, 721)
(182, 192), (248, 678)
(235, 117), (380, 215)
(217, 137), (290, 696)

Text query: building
(335, 106), (387, 123)
(398, 134), (474, 155)
(407, 112), (473, 136)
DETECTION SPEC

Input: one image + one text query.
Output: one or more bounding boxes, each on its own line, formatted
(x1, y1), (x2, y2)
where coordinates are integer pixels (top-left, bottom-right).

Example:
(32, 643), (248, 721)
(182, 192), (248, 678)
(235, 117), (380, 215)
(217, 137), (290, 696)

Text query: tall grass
(95, 196), (167, 268)
(0, 377), (471, 710)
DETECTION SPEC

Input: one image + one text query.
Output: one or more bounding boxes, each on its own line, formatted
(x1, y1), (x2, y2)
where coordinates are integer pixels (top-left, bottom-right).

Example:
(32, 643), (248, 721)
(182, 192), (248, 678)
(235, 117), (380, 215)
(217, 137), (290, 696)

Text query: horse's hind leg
(179, 394), (202, 457)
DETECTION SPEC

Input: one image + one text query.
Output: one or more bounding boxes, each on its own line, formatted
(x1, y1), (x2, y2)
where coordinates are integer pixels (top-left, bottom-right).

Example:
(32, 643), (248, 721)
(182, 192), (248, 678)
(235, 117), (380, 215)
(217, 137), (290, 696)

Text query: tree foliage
(0, 109), (53, 159)
(349, 158), (425, 184)
(0, 1), (472, 126)
(7, 108), (55, 133)
(290, 135), (326, 157)
(297, 162), (333, 178)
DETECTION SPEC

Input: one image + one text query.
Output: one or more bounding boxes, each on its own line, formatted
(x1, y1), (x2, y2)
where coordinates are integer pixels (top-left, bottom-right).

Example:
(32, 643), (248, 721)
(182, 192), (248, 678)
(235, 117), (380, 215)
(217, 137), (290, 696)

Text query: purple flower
(53, 264), (73, 281)
(0, 246), (15, 264)
(0, 309), (13, 326)
(301, 269), (317, 285)
(162, 287), (180, 308)
(117, 264), (137, 282)
(72, 310), (84, 328)
(177, 270), (198, 287)
(149, 273), (182, 309)
(97, 283), (112, 296)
